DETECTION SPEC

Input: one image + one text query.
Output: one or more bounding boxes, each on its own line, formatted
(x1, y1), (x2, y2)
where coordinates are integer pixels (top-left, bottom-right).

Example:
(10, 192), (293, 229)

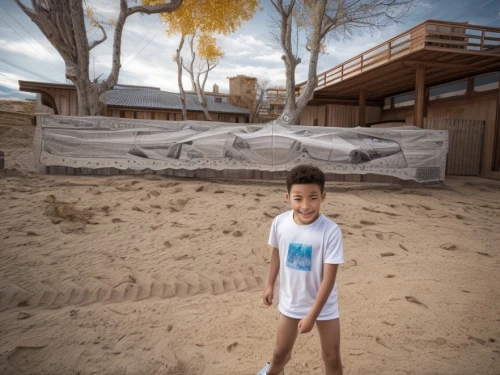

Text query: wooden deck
(298, 20), (500, 101)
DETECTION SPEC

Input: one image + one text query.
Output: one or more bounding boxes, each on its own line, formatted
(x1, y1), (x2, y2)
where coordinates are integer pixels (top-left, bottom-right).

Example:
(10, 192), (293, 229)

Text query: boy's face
(286, 183), (326, 226)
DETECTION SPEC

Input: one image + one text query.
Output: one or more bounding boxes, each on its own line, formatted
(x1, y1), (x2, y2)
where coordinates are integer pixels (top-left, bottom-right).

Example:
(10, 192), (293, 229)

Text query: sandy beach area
(0, 101), (499, 374)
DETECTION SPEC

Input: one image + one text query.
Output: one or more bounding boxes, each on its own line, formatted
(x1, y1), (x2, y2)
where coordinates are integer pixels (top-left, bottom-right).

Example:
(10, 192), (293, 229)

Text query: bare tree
(174, 35), (188, 120)
(250, 78), (271, 123)
(15, 0), (182, 116)
(182, 34), (220, 121)
(270, 0), (418, 125)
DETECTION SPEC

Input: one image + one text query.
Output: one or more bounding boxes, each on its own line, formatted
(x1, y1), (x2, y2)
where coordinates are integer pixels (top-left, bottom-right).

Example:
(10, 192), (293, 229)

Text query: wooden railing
(296, 20), (500, 95)
(266, 89), (287, 102)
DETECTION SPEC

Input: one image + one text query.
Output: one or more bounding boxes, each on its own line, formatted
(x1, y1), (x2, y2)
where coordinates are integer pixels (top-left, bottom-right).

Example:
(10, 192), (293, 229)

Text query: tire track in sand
(0, 273), (264, 311)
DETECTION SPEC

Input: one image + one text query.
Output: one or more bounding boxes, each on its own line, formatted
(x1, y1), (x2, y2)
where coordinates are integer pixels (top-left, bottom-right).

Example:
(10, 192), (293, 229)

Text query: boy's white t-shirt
(268, 210), (344, 320)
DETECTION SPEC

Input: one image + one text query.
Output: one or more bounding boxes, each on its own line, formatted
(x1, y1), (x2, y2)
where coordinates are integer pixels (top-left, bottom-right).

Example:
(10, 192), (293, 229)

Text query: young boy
(258, 164), (344, 375)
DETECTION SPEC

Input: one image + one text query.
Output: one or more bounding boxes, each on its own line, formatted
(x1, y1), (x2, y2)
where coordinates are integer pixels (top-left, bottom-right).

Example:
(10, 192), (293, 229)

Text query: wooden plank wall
(425, 118), (484, 176)
(380, 93), (498, 178)
(427, 95), (497, 177)
(380, 107), (414, 125)
(50, 88), (78, 116)
(300, 104), (380, 127)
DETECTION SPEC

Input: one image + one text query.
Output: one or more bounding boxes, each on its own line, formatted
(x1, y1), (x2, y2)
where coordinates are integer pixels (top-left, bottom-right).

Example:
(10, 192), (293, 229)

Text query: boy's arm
(263, 247), (280, 306)
(298, 263), (339, 333)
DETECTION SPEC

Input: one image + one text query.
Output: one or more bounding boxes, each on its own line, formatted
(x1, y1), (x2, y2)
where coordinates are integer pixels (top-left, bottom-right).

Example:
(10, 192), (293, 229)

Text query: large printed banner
(35, 115), (448, 182)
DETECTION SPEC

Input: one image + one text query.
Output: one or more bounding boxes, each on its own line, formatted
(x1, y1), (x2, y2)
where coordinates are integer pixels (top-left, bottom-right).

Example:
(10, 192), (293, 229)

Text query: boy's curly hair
(286, 164), (325, 193)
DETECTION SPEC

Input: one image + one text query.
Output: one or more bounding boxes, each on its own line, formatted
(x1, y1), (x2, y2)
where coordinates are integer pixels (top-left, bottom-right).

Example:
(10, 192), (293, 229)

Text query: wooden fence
(424, 118), (484, 176)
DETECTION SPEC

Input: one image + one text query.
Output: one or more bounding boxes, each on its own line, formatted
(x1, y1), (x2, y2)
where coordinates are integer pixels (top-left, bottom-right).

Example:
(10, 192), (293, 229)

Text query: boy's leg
(266, 314), (299, 375)
(316, 318), (342, 375)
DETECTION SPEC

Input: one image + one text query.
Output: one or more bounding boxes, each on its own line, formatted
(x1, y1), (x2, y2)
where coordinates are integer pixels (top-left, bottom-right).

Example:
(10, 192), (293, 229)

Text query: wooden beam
(359, 88), (366, 127)
(309, 96), (383, 106)
(403, 60), (476, 70)
(414, 66), (426, 127)
(493, 82), (500, 172)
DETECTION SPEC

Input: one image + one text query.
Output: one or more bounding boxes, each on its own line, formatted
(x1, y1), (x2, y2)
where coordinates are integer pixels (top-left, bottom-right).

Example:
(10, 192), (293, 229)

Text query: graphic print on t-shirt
(286, 243), (312, 271)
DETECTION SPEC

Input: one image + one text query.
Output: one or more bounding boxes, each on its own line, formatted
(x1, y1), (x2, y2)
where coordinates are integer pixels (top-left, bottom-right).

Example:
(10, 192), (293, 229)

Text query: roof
(297, 20), (500, 103)
(102, 89), (250, 114)
(113, 84), (161, 91)
(18, 80), (250, 115)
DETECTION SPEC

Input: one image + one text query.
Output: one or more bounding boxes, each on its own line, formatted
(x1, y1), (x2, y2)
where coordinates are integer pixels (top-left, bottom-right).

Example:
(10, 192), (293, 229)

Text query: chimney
(213, 83), (219, 94)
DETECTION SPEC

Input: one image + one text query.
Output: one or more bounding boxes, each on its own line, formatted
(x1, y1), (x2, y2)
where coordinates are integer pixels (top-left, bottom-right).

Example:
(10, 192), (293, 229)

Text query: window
(215, 97), (222, 103)
(474, 72), (499, 92)
(429, 79), (467, 101)
(383, 98), (391, 110)
(383, 92), (414, 109)
(393, 92), (415, 108)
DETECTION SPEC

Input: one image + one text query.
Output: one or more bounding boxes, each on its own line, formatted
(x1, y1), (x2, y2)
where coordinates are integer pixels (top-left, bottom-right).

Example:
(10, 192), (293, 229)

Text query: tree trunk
(15, 0), (182, 117)
(176, 35), (187, 120)
(75, 81), (102, 116)
(274, 0), (326, 126)
(185, 35), (212, 121)
(195, 77), (212, 121)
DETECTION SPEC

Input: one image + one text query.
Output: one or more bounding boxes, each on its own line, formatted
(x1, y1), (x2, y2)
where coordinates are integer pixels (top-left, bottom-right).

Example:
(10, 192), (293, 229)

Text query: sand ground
(0, 102), (499, 374)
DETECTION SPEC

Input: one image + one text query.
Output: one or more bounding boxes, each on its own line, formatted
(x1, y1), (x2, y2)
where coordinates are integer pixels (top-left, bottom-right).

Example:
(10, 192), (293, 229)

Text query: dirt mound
(0, 125), (34, 148)
(0, 100), (36, 114)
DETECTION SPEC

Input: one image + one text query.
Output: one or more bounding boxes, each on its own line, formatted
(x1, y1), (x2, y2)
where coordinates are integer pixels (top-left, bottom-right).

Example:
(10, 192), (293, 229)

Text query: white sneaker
(257, 361), (270, 375)
(257, 361), (284, 375)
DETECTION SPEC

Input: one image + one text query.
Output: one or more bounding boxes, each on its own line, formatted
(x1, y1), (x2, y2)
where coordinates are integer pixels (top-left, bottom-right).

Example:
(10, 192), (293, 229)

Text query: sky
(0, 0), (499, 100)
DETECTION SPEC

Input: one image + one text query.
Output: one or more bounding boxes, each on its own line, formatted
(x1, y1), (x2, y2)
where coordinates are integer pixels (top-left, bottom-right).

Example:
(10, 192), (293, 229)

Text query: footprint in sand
(7, 344), (52, 373)
(405, 296), (427, 308)
(362, 207), (399, 217)
(360, 220), (376, 225)
(440, 243), (456, 250)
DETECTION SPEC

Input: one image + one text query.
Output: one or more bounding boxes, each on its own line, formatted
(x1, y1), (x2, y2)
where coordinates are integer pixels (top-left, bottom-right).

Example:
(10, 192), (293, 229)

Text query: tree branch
(88, 20), (107, 51)
(104, 0), (182, 90)
(127, 0), (182, 16)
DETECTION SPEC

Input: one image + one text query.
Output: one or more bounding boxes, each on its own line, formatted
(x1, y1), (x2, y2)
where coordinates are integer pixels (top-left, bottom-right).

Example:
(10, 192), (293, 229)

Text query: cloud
(3, 0), (498, 102)
(251, 52), (283, 63)
(0, 84), (34, 100)
(0, 39), (63, 65)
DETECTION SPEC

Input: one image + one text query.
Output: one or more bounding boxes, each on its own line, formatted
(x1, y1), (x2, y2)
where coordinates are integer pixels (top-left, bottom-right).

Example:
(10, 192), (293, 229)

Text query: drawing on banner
(36, 115), (448, 182)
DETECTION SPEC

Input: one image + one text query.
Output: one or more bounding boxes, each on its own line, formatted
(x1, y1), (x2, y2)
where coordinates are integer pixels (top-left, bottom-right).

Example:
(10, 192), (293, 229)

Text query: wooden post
(492, 82), (500, 172)
(359, 88), (366, 127)
(414, 66), (426, 128)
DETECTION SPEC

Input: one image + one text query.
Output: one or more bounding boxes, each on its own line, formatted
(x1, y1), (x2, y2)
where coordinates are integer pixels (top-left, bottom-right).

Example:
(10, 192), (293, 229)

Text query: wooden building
(18, 81), (251, 123)
(297, 20), (500, 180)
(259, 88), (286, 122)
